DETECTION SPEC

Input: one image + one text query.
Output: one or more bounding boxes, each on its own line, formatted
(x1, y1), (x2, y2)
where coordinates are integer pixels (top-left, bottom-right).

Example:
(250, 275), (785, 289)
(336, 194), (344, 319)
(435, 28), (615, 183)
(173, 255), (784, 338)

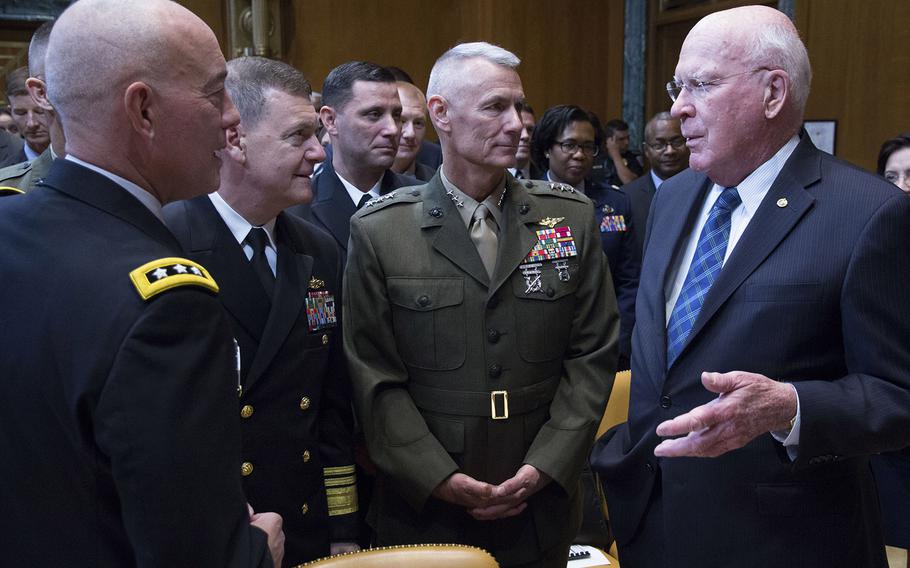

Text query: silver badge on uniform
(520, 262), (543, 294)
(554, 259), (571, 282)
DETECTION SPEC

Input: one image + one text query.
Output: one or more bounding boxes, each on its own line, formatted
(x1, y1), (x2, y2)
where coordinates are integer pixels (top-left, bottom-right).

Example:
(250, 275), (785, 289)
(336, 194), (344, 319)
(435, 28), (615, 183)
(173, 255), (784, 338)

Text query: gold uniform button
(299, 396), (311, 411)
(301, 502), (309, 515)
(302, 450), (311, 463)
(321, 333), (329, 346)
(240, 405), (254, 419)
(241, 462), (254, 477)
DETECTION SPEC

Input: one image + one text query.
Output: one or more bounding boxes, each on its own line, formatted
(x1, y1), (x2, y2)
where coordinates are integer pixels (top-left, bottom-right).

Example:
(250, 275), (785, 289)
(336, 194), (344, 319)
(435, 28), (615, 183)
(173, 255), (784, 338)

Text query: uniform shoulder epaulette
(520, 179), (590, 203)
(0, 160), (32, 184)
(0, 185), (24, 197)
(129, 257), (219, 300)
(357, 188), (423, 216)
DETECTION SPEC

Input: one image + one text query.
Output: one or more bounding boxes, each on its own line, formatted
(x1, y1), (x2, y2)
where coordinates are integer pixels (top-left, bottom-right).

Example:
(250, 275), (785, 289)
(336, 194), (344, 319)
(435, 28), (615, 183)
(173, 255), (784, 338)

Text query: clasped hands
(432, 464), (550, 521)
(654, 371), (798, 458)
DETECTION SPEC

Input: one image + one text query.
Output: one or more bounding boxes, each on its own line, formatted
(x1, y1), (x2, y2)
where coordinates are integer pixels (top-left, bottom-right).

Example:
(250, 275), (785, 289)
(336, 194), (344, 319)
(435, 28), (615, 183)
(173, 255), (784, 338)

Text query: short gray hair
(28, 20), (54, 79)
(427, 42), (520, 100)
(743, 21), (812, 114)
(226, 56), (312, 129)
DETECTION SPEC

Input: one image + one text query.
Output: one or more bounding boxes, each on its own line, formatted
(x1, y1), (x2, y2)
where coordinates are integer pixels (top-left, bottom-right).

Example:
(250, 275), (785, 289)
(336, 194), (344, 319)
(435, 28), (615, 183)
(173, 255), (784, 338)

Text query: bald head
(44, 0), (238, 203)
(47, 0), (212, 134)
(688, 5), (811, 114)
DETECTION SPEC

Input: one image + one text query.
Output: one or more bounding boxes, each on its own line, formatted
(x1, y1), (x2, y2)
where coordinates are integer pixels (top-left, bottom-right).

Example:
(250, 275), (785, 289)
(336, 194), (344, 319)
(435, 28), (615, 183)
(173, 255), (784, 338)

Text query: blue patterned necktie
(666, 187), (741, 367)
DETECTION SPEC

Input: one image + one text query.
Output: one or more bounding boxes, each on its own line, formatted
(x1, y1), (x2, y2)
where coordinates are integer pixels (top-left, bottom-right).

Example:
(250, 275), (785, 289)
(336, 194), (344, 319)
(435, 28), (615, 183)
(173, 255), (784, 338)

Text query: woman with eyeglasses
(531, 104), (640, 370)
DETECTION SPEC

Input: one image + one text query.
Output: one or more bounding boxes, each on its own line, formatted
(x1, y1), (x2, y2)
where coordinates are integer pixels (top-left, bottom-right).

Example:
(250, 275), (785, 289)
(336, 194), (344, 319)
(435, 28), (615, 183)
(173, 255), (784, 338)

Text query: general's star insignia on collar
(538, 217), (565, 229)
(308, 276), (325, 290)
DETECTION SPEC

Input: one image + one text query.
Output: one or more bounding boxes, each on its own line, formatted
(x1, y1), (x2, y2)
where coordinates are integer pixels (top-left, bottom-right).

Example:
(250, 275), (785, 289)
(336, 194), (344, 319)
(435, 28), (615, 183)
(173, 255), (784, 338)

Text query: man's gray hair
(744, 22), (812, 114)
(45, 0), (172, 132)
(427, 42), (520, 99)
(226, 56), (312, 129)
(28, 20), (54, 79)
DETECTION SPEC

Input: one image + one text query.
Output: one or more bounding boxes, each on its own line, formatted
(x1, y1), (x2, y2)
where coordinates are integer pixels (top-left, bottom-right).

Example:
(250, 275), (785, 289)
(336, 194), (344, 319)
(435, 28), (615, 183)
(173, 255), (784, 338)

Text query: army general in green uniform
(343, 42), (618, 567)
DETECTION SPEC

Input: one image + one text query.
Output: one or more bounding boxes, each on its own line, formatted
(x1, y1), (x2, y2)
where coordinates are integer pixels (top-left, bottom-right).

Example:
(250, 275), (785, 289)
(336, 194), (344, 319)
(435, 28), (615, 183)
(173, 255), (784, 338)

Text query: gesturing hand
(654, 371), (797, 458)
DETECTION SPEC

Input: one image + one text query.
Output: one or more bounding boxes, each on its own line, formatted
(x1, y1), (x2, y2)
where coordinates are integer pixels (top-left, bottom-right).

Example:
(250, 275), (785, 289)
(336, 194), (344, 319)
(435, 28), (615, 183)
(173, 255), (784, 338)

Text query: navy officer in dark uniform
(0, 0), (284, 565)
(532, 105), (639, 369)
(165, 56), (359, 566)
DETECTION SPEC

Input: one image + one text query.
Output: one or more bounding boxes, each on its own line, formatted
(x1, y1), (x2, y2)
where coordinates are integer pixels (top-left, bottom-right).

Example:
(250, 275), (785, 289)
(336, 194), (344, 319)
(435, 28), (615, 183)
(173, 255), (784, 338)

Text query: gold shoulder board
(129, 257), (219, 300)
(0, 185), (24, 196)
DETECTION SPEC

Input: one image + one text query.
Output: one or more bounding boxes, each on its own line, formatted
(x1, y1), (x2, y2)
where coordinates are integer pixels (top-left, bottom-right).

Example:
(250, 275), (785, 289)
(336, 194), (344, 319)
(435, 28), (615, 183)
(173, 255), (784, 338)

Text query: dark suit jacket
(413, 161), (437, 182)
(164, 197), (357, 566)
(620, 171), (658, 262)
(585, 179), (640, 368)
(0, 160), (271, 567)
(416, 140), (443, 170)
(285, 159), (418, 256)
(591, 135), (910, 567)
(0, 129), (24, 168)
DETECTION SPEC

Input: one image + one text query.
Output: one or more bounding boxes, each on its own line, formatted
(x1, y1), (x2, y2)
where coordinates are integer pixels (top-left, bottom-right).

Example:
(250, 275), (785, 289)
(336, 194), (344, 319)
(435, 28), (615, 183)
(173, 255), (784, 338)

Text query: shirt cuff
(770, 383), (800, 460)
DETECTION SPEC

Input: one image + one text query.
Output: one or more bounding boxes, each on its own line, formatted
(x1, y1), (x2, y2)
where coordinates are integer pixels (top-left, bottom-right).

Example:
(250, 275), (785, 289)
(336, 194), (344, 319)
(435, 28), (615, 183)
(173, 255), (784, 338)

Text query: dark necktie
(666, 187), (741, 367)
(356, 193), (372, 210)
(246, 227), (274, 301)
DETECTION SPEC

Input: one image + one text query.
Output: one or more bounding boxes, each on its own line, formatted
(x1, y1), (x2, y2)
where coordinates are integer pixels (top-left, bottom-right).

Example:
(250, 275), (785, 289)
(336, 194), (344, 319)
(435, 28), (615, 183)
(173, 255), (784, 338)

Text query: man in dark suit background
(286, 62), (415, 256)
(390, 79), (436, 181)
(592, 5), (910, 567)
(4, 66), (50, 165)
(164, 56), (359, 567)
(621, 111), (689, 260)
(0, 0), (284, 565)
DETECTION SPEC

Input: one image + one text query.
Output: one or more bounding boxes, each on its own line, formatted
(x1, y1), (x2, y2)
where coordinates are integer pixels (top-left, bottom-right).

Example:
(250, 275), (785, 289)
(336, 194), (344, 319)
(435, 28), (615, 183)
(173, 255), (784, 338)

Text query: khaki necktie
(470, 203), (498, 278)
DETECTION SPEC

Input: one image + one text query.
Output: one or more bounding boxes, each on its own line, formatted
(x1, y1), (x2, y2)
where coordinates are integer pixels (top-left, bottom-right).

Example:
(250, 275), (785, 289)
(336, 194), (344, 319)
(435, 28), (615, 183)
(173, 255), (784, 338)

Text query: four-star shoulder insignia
(365, 191), (397, 208)
(0, 185), (24, 197)
(129, 257), (219, 300)
(538, 217), (565, 228)
(548, 182), (575, 193)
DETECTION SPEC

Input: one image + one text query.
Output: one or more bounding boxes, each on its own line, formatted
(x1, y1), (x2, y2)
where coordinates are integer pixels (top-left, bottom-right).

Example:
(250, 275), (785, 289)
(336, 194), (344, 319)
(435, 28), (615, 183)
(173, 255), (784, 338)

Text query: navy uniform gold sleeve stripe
(324, 465), (358, 517)
(0, 185), (24, 196)
(129, 257), (219, 300)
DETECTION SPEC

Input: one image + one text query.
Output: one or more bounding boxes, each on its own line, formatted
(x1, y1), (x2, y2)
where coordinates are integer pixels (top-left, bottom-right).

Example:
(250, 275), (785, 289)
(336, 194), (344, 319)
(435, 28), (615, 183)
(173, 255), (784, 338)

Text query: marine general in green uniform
(343, 42), (618, 567)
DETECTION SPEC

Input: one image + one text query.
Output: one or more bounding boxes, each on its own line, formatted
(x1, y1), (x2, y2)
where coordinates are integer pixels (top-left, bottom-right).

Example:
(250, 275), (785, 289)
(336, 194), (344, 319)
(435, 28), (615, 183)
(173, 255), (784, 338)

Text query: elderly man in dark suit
(286, 62), (416, 257)
(620, 112), (689, 261)
(164, 57), (359, 567)
(592, 6), (910, 568)
(0, 0), (284, 565)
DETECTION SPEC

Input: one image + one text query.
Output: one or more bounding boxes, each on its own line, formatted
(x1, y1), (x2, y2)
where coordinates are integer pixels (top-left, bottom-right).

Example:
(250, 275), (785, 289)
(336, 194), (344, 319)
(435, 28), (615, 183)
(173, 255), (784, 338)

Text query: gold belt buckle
(490, 390), (509, 420)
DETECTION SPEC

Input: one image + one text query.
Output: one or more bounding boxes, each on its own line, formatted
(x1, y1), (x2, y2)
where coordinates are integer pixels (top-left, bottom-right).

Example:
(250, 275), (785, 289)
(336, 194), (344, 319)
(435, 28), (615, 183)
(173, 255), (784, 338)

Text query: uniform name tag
(306, 290), (337, 332)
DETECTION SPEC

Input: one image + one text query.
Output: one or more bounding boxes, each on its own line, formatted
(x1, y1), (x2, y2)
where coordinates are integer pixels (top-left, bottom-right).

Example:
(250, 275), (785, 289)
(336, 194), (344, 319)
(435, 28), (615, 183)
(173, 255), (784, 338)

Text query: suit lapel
(421, 174), (491, 288)
(245, 213), (313, 391)
(311, 170), (356, 251)
(642, 173), (714, 383)
(678, 141), (819, 355)
(184, 197), (271, 342)
(490, 178), (542, 295)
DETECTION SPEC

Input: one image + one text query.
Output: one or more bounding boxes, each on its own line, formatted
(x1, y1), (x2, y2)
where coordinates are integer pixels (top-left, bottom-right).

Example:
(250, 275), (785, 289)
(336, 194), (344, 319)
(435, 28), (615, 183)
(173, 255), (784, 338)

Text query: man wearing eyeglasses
(592, 5), (910, 568)
(620, 112), (689, 261)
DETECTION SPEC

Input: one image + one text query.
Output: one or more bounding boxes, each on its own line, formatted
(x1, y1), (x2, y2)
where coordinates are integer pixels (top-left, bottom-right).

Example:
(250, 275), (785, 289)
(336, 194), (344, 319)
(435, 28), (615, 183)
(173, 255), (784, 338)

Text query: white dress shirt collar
(336, 171), (382, 207)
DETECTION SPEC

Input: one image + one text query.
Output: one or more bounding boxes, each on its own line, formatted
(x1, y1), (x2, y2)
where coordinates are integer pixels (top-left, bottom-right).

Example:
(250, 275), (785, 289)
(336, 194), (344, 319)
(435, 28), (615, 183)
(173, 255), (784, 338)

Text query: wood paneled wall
(796, 0), (910, 171)
(182, 0), (625, 136)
